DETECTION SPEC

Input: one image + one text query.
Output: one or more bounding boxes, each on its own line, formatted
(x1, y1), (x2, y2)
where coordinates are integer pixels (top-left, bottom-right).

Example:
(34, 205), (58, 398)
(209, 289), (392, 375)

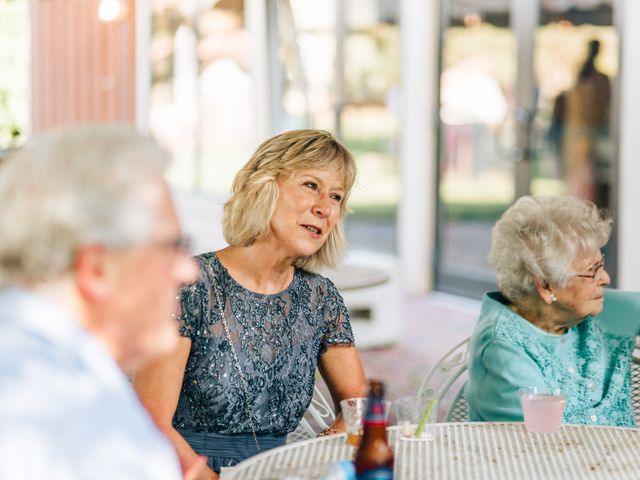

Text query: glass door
(276, 0), (401, 254)
(435, 0), (618, 298)
(435, 0), (516, 297)
(529, 1), (618, 282)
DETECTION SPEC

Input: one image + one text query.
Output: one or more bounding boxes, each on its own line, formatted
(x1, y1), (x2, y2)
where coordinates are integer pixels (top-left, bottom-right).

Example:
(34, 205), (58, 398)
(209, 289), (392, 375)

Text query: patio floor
(357, 292), (480, 401)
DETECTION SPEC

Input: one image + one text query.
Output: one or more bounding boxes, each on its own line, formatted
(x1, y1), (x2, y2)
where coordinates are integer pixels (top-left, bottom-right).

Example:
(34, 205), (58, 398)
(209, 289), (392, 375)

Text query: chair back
(287, 384), (335, 443)
(446, 382), (469, 422)
(631, 345), (640, 423)
(417, 337), (470, 422)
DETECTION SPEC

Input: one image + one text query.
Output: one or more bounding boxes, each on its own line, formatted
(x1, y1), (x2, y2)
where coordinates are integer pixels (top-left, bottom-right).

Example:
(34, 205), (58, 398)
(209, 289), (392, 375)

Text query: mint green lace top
(466, 290), (640, 426)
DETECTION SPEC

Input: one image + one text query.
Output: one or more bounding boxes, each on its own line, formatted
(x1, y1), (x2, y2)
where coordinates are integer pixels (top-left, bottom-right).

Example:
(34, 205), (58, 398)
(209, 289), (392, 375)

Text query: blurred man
(563, 39), (611, 206)
(0, 126), (202, 479)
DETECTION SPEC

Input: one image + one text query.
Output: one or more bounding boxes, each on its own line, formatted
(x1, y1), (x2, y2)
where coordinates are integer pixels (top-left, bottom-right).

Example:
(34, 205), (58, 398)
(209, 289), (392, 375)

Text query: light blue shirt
(0, 288), (182, 480)
(466, 290), (640, 426)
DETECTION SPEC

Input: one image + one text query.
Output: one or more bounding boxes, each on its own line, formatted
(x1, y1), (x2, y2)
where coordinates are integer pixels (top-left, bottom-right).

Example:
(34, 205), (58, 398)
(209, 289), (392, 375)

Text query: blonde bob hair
(223, 129), (356, 272)
(490, 195), (612, 301)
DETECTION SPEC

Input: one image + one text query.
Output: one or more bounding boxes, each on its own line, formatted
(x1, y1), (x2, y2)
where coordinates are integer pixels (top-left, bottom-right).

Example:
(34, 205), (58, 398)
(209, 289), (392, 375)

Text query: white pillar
(618, 0), (640, 290)
(511, 0), (539, 199)
(246, 0), (271, 141)
(398, 0), (439, 295)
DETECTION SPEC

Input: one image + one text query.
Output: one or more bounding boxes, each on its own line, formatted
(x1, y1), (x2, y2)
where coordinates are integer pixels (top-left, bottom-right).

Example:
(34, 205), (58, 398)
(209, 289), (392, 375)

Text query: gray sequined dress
(172, 252), (354, 435)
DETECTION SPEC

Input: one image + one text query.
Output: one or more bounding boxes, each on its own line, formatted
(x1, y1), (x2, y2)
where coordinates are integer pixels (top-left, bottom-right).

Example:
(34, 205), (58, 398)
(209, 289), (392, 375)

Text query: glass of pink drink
(519, 387), (566, 433)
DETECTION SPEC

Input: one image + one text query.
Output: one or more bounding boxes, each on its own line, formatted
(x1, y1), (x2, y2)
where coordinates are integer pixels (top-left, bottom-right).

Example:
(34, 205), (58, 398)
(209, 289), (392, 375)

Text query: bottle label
(357, 467), (393, 479)
(364, 401), (386, 427)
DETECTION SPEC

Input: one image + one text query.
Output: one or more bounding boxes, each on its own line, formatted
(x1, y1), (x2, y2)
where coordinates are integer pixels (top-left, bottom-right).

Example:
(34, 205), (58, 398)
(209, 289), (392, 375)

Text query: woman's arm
(468, 339), (546, 422)
(597, 290), (640, 337)
(317, 344), (368, 431)
(133, 336), (218, 480)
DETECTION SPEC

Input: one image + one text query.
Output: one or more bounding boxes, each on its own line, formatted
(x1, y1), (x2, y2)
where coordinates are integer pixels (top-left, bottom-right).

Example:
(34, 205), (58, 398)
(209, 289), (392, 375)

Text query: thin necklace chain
(212, 283), (261, 453)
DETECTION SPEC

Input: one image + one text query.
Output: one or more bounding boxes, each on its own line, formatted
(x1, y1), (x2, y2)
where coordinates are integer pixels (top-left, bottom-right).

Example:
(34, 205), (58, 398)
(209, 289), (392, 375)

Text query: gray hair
(490, 195), (612, 301)
(0, 125), (171, 287)
(223, 129), (357, 272)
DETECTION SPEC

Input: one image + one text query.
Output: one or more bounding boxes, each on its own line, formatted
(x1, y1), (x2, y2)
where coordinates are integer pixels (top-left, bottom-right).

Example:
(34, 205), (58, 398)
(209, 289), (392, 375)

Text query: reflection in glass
(560, 39), (610, 205)
(149, 1), (255, 194)
(532, 1), (617, 283)
(533, 11), (617, 210)
(436, 0), (617, 297)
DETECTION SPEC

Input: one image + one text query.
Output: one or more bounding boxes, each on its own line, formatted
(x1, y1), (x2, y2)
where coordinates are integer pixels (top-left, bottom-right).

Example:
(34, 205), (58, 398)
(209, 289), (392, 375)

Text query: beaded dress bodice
(172, 252), (354, 435)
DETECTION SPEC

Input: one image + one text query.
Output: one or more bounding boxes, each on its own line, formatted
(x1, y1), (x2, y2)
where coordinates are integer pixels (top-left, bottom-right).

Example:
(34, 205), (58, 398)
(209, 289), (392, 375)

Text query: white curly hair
(490, 195), (612, 301)
(0, 125), (171, 287)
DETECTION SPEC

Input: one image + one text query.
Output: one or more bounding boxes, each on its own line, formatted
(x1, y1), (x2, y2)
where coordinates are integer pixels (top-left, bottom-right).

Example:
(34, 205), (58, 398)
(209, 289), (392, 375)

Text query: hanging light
(98, 0), (127, 22)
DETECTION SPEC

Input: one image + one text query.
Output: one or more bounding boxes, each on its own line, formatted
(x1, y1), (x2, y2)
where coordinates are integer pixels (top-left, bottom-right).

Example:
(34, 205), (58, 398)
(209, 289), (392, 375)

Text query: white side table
(323, 250), (402, 348)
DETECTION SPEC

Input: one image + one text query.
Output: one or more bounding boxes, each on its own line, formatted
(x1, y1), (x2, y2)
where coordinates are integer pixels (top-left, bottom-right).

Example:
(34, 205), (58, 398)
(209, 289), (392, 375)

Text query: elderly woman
(134, 129), (368, 479)
(466, 195), (640, 426)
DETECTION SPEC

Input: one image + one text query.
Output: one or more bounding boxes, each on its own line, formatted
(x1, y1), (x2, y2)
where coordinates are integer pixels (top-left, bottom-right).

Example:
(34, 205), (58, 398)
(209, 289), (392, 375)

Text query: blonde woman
(134, 130), (368, 479)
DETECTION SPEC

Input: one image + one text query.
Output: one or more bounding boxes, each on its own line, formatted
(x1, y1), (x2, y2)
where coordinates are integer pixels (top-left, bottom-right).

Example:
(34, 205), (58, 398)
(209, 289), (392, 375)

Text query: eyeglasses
(146, 234), (192, 253)
(102, 234), (192, 255)
(575, 254), (605, 280)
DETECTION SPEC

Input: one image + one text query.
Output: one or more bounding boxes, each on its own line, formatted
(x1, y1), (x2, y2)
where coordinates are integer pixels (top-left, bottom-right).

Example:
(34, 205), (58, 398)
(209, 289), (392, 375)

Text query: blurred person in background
(134, 129), (368, 478)
(562, 39), (611, 206)
(0, 126), (204, 479)
(467, 195), (640, 426)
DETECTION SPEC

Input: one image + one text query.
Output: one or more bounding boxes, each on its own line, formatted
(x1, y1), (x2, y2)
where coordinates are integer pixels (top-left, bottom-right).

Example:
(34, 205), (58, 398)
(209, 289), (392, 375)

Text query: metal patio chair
(630, 341), (640, 423)
(417, 337), (470, 422)
(287, 383), (336, 443)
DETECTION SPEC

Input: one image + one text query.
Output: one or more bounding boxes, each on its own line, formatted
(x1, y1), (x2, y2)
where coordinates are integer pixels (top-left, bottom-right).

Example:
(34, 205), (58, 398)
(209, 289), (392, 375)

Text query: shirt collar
(0, 287), (126, 386)
(0, 287), (81, 344)
(485, 291), (574, 339)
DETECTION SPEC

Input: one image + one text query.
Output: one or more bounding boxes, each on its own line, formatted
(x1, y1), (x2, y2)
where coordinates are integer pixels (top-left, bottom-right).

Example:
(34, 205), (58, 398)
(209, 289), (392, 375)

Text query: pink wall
(31, 0), (135, 132)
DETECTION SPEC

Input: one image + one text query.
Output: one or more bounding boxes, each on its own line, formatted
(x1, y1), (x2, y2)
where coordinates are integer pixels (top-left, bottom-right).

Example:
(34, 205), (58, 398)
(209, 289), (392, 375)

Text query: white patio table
(221, 422), (640, 480)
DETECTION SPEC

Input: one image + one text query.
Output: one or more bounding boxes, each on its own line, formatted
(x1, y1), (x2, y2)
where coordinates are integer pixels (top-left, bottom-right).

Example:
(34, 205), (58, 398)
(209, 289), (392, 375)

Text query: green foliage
(0, 0), (28, 150)
(0, 89), (22, 149)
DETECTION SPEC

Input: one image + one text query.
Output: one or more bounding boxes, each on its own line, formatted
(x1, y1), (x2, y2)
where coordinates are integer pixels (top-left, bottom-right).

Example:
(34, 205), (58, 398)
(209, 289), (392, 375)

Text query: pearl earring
(550, 292), (557, 303)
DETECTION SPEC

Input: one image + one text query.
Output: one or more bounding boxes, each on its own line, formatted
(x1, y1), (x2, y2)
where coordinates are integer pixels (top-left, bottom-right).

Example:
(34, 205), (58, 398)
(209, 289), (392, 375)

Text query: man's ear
(73, 245), (112, 302)
(534, 277), (555, 305)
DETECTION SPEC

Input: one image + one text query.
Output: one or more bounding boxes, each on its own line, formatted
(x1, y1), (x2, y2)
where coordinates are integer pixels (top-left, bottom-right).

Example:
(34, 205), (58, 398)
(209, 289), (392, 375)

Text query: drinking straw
(414, 398), (437, 437)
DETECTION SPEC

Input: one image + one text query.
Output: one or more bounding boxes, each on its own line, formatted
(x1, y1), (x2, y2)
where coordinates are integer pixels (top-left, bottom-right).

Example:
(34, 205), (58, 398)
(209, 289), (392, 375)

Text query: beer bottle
(354, 380), (394, 479)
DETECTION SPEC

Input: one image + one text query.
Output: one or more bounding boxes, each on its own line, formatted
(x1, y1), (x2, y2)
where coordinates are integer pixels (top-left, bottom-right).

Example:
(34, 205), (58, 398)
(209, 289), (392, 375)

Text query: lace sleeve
(319, 278), (354, 355)
(471, 339), (546, 421)
(176, 257), (212, 338)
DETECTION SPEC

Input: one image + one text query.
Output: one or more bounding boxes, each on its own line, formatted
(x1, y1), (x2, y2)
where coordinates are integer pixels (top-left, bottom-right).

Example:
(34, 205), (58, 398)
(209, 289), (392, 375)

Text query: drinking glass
(340, 397), (367, 447)
(394, 391), (438, 440)
(340, 397), (392, 447)
(519, 386), (566, 433)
